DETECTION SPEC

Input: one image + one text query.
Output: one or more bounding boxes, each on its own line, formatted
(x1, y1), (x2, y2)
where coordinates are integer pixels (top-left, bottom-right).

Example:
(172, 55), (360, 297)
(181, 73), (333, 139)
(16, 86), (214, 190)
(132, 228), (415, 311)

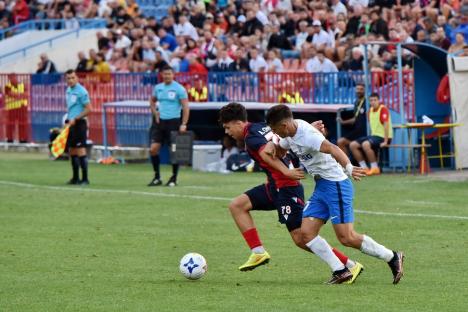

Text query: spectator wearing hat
(311, 20), (334, 50)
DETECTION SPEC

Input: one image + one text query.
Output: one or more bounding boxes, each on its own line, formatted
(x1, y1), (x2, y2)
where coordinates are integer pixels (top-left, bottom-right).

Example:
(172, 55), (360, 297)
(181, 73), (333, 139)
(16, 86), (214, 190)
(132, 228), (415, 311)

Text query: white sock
(360, 235), (394, 262)
(252, 246), (265, 254)
(358, 161), (368, 169)
(370, 162), (378, 168)
(346, 259), (356, 268)
(306, 236), (345, 272)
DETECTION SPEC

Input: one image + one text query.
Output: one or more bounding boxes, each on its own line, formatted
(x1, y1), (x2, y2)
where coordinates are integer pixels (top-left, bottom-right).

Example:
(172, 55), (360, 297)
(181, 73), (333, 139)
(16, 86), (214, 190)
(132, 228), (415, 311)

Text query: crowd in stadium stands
(1, 0), (468, 75)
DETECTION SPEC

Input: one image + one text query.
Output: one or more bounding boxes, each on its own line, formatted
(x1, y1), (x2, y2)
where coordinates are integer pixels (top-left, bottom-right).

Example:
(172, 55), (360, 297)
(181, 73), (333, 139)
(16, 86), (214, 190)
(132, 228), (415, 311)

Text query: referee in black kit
(148, 66), (190, 187)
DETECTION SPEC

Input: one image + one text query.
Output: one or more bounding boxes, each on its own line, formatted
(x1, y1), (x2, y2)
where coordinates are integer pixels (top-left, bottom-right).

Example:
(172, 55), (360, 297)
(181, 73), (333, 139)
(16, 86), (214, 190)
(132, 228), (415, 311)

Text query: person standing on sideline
(4, 74), (29, 143)
(148, 66), (189, 187)
(65, 69), (91, 185)
(337, 83), (367, 155)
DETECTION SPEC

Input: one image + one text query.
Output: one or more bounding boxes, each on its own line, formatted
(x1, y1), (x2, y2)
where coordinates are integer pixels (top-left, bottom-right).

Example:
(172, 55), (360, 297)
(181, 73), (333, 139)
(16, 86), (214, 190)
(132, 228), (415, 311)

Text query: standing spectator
(4, 74), (28, 143)
(337, 83), (367, 155)
(249, 48), (268, 72)
(148, 66), (189, 187)
(64, 69), (92, 185)
(76, 52), (88, 73)
(36, 54), (57, 74)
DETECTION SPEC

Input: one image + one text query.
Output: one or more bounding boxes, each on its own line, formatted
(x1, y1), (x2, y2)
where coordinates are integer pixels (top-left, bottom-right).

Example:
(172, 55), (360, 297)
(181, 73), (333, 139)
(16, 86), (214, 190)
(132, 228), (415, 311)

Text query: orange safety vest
(5, 82), (28, 110)
(189, 86), (208, 102)
(278, 92), (304, 104)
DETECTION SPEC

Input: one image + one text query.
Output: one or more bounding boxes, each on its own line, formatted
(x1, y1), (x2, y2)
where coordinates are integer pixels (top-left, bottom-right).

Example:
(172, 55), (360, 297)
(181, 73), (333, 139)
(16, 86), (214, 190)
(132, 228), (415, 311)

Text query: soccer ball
(179, 253), (207, 280)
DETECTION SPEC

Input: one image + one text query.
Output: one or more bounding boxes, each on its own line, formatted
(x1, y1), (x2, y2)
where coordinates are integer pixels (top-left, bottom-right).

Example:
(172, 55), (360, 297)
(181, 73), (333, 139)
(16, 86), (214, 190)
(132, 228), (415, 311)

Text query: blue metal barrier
(0, 18), (106, 40)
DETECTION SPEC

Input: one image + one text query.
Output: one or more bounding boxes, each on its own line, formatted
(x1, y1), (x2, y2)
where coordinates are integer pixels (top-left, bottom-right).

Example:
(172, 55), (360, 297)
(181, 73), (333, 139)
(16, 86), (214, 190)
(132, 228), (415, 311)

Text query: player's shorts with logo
(150, 118), (180, 145)
(67, 119), (87, 148)
(245, 183), (304, 232)
(304, 178), (354, 224)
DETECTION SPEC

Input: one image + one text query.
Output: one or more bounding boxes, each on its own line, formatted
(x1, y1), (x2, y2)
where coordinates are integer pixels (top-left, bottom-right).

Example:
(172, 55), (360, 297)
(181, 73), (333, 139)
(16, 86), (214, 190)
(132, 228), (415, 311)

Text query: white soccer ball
(179, 253), (207, 280)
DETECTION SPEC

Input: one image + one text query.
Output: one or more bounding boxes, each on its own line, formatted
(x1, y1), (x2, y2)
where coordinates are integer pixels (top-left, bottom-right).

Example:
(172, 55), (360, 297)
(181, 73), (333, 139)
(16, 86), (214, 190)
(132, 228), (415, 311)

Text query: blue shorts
(245, 184), (304, 232)
(303, 178), (354, 224)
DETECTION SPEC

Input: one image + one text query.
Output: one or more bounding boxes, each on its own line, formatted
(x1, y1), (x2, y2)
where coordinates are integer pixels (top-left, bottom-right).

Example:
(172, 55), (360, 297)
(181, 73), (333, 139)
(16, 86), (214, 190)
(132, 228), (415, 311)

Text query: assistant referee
(65, 69), (91, 185)
(148, 66), (189, 187)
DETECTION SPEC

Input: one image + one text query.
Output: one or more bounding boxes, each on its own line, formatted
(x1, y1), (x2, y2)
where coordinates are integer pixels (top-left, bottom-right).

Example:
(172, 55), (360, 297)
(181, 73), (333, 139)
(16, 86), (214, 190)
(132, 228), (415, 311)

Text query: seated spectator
(174, 14), (199, 41)
(76, 51), (89, 72)
(337, 83), (367, 155)
(349, 93), (393, 176)
(188, 56), (208, 74)
(342, 48), (364, 71)
(114, 29), (132, 50)
(0, 1), (12, 27)
(154, 51), (169, 72)
(310, 20), (334, 50)
(314, 50), (338, 73)
(267, 24), (293, 51)
(36, 54), (57, 74)
(231, 48), (250, 72)
(212, 49), (235, 72)
(266, 50), (283, 72)
(158, 28), (178, 52)
(249, 47), (267, 72)
(94, 52), (111, 82)
(449, 32), (466, 54)
(108, 50), (129, 72)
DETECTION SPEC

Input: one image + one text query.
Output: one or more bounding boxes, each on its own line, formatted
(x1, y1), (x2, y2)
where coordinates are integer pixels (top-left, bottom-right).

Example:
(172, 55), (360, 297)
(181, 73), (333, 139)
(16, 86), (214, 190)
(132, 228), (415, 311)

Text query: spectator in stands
(267, 23), (293, 50)
(174, 14), (199, 41)
(449, 32), (466, 53)
(314, 50), (338, 73)
(12, 0), (29, 25)
(310, 20), (334, 50)
(154, 50), (169, 72)
(349, 93), (393, 176)
(370, 9), (389, 40)
(266, 50), (283, 72)
(86, 49), (98, 72)
(158, 28), (178, 52)
(241, 10), (263, 37)
(212, 49), (235, 72)
(115, 29), (132, 50)
(76, 52), (88, 73)
(342, 48), (364, 71)
(188, 55), (208, 74)
(0, 1), (12, 28)
(434, 27), (452, 50)
(337, 83), (367, 155)
(97, 31), (110, 51)
(36, 54), (57, 74)
(232, 48), (250, 72)
(108, 49), (129, 72)
(249, 47), (267, 72)
(63, 11), (79, 29)
(295, 20), (309, 50)
(94, 52), (111, 74)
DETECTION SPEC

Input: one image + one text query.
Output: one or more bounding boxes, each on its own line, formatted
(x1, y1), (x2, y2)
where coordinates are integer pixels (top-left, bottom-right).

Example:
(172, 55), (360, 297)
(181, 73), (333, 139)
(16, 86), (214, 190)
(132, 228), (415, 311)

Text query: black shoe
(388, 251), (404, 284)
(79, 179), (90, 185)
(148, 177), (162, 186)
(67, 178), (79, 185)
(327, 268), (353, 284)
(6, 139), (13, 143)
(165, 176), (177, 187)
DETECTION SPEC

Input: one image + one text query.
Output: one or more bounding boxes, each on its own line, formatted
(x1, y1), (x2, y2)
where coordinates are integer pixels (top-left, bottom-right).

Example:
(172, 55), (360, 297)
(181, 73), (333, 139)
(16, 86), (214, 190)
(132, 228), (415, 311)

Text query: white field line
(1, 180), (468, 221)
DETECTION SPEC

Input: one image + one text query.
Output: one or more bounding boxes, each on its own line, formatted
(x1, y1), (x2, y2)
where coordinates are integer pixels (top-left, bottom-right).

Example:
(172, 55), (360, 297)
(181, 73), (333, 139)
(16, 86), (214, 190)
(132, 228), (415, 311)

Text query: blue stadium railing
(0, 18), (107, 41)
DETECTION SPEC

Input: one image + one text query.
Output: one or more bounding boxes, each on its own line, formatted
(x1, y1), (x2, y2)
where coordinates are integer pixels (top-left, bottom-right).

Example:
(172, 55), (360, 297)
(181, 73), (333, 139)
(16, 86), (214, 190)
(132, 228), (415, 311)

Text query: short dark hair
(65, 69), (76, 75)
(218, 102), (247, 124)
(356, 82), (365, 88)
(266, 105), (293, 126)
(369, 92), (380, 98)
(161, 65), (174, 72)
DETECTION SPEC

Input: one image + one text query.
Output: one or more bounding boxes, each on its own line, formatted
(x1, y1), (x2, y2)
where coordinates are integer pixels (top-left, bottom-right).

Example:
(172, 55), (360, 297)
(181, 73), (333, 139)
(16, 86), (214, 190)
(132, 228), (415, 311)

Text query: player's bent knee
(337, 233), (354, 247)
(228, 196), (250, 214)
(349, 141), (359, 150)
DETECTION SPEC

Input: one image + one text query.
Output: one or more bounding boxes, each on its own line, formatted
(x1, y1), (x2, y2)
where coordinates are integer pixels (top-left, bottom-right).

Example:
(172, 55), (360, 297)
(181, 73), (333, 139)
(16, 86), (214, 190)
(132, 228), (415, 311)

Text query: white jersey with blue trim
(279, 119), (348, 182)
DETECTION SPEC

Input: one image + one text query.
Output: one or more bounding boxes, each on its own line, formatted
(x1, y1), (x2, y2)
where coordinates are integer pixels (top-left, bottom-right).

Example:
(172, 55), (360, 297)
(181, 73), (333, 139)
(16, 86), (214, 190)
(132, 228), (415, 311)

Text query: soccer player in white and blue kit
(265, 105), (404, 284)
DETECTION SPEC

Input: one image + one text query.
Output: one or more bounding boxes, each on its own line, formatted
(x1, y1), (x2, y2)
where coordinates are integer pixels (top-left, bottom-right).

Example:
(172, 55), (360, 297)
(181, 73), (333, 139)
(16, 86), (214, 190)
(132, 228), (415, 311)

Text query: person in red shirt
(188, 56), (208, 74)
(12, 0), (29, 24)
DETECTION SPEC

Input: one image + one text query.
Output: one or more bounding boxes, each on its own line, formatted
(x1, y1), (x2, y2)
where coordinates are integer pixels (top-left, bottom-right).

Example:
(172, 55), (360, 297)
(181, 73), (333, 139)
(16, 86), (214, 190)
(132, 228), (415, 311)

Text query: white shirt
(316, 58), (338, 73)
(249, 56), (268, 72)
(348, 0), (369, 7)
(305, 56), (320, 73)
(279, 119), (348, 181)
(312, 30), (334, 48)
(332, 2), (347, 16)
(295, 31), (308, 50)
(115, 35), (132, 50)
(173, 21), (199, 40)
(267, 58), (284, 72)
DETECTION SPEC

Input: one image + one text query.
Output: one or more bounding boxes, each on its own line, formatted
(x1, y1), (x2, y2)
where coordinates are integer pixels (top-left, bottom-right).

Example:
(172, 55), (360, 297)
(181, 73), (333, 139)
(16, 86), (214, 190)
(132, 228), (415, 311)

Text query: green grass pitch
(1, 152), (467, 311)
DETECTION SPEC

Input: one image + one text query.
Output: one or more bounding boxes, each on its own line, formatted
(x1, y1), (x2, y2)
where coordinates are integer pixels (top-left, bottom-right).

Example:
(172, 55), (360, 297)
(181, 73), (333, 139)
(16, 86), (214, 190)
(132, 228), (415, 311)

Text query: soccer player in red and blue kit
(219, 103), (363, 284)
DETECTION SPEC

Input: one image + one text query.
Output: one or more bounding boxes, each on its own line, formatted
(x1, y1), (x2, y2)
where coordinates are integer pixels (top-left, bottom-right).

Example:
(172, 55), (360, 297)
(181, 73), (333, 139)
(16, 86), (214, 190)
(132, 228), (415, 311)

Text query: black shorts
(67, 119), (87, 148)
(343, 127), (367, 141)
(245, 184), (304, 232)
(355, 135), (391, 150)
(150, 118), (180, 145)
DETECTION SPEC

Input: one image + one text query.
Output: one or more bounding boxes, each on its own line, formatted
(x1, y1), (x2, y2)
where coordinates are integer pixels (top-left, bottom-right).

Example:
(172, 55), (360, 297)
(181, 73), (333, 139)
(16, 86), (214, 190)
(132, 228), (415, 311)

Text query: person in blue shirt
(148, 66), (189, 187)
(65, 69), (92, 185)
(158, 28), (178, 52)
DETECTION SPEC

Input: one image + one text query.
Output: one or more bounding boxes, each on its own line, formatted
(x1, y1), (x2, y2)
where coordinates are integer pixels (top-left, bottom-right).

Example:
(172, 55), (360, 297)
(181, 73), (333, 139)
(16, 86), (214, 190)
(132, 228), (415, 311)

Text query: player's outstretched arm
(259, 144), (305, 180)
(263, 141), (287, 159)
(319, 139), (366, 181)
